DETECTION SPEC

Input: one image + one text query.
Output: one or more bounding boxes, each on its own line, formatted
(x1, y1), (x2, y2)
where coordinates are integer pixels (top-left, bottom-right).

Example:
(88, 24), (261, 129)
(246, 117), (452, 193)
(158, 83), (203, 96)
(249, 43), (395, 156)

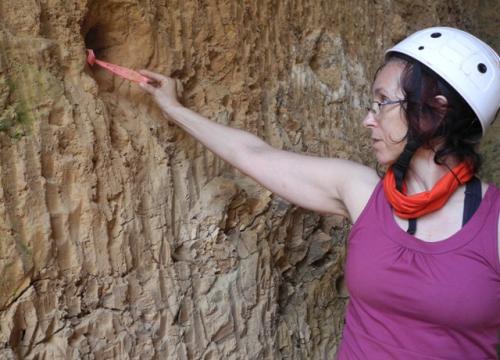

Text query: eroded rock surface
(0, 1), (497, 359)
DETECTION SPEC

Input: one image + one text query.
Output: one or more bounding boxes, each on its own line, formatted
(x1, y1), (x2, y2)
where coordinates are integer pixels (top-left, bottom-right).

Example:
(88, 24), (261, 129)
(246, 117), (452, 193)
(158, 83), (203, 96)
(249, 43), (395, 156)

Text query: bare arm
(139, 70), (379, 220)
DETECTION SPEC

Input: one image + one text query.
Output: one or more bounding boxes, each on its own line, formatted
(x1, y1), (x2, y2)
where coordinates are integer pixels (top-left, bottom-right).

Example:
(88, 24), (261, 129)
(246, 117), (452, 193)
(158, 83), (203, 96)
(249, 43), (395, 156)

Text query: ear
(433, 95), (449, 121)
(434, 95), (448, 108)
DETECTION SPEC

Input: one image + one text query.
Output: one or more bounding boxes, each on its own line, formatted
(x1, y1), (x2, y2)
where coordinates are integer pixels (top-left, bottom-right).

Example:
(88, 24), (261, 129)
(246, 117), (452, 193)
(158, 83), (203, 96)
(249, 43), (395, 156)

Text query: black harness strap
(407, 218), (417, 235)
(462, 176), (482, 226)
(406, 177), (482, 235)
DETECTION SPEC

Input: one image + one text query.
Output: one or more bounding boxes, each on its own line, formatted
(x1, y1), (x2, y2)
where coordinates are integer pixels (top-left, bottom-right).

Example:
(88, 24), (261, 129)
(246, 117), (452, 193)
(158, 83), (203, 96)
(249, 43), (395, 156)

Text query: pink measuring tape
(86, 49), (152, 84)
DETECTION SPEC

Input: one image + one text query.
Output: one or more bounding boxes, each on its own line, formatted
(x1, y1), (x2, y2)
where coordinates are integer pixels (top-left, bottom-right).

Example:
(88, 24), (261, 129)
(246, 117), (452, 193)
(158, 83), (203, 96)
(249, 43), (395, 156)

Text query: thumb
(139, 81), (155, 93)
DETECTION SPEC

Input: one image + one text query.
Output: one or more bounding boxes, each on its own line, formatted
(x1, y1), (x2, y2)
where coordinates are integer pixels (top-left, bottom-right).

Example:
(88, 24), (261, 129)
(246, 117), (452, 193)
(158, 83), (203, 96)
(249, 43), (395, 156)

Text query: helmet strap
(392, 59), (423, 191)
(391, 138), (421, 235)
(392, 139), (421, 192)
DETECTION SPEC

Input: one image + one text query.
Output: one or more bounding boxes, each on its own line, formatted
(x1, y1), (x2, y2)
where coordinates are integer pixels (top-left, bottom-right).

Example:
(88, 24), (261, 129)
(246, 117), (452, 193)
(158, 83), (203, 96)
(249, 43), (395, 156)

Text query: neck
(402, 148), (460, 195)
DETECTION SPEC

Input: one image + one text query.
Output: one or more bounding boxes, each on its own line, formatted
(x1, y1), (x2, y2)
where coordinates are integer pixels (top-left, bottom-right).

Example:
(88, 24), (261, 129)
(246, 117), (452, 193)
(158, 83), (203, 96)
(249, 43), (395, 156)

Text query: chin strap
(395, 61), (422, 234)
(399, 141), (419, 234)
(392, 140), (421, 193)
(391, 140), (421, 235)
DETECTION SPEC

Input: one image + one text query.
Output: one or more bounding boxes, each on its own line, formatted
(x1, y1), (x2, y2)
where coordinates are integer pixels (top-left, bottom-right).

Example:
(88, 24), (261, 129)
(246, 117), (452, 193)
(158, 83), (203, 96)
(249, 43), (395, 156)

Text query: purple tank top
(337, 182), (500, 359)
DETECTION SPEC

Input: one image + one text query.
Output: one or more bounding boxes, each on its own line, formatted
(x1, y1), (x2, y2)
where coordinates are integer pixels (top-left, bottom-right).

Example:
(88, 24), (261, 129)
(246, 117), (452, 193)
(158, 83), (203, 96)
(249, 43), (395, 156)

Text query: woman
(139, 27), (500, 359)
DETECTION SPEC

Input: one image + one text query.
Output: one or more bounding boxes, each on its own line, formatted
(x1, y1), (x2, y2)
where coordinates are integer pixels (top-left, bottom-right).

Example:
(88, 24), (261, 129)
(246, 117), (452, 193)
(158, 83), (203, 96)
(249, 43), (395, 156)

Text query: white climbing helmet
(385, 27), (500, 134)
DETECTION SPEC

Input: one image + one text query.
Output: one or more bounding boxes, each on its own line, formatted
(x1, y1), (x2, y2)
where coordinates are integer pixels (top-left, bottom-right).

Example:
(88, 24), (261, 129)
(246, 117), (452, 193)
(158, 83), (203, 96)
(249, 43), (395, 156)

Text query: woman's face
(362, 61), (408, 165)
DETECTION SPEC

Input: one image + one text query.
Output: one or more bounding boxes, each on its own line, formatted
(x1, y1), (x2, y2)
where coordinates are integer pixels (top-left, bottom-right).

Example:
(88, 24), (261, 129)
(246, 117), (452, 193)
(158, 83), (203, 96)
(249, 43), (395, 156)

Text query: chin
(375, 152), (396, 166)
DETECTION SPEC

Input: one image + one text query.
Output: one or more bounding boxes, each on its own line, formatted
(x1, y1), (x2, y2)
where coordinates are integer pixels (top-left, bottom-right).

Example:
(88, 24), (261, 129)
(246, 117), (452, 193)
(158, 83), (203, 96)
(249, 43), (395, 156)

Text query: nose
(362, 111), (377, 128)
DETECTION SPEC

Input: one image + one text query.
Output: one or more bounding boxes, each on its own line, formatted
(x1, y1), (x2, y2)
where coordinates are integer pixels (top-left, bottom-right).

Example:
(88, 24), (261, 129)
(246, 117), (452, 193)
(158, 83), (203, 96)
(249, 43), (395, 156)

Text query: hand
(138, 69), (182, 112)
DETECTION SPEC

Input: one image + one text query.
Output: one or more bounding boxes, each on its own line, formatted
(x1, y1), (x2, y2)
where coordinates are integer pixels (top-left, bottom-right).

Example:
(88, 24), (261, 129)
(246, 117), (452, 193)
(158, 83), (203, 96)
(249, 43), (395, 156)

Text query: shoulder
(497, 213), (499, 264)
(337, 162), (380, 223)
(489, 183), (500, 263)
(482, 182), (500, 264)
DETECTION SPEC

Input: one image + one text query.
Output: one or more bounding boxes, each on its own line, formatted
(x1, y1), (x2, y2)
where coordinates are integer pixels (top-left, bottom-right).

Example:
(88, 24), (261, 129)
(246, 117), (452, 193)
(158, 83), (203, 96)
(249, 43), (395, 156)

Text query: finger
(147, 78), (161, 88)
(139, 81), (156, 93)
(175, 79), (184, 97)
(139, 69), (168, 83)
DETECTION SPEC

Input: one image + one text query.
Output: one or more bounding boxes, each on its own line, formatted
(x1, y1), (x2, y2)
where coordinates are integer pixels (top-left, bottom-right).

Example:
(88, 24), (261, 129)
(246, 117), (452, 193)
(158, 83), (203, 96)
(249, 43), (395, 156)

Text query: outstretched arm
(139, 70), (378, 220)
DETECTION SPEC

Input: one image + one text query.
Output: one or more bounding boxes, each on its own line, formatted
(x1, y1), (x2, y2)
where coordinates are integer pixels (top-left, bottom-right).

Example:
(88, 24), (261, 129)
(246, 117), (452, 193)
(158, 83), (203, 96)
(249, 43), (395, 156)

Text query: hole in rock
(84, 24), (106, 59)
(81, 1), (155, 88)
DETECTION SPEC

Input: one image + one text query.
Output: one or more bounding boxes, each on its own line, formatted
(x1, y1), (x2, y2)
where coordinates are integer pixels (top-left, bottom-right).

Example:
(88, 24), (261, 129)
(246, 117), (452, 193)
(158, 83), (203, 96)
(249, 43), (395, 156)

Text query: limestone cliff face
(0, 1), (496, 359)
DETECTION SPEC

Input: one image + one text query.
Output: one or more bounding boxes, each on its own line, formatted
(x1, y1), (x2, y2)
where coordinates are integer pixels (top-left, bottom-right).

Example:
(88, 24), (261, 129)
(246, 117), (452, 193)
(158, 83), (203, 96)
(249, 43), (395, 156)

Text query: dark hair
(378, 53), (483, 186)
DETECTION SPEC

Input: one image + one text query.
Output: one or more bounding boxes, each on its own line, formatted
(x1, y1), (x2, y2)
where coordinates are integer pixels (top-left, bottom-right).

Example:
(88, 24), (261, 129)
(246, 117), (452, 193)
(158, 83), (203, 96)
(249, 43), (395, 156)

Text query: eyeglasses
(366, 98), (407, 116)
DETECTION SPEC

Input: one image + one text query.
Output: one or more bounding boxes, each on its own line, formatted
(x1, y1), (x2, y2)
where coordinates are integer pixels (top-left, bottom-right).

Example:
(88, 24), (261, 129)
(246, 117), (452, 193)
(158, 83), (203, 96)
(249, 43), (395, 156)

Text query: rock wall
(0, 1), (497, 359)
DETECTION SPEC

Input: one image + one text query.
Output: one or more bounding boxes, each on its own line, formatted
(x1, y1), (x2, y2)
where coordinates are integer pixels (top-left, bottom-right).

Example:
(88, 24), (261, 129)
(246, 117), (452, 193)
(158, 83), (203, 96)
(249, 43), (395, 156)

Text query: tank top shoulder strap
(463, 183), (500, 276)
(351, 180), (385, 230)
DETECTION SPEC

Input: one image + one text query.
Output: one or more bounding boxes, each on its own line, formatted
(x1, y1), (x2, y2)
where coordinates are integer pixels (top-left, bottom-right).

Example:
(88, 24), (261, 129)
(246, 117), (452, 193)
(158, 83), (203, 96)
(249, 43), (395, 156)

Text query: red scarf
(383, 162), (474, 219)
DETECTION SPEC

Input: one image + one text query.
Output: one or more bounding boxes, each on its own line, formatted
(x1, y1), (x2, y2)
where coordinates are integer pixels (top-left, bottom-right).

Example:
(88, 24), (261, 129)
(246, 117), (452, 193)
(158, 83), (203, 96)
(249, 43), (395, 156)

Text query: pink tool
(86, 49), (152, 84)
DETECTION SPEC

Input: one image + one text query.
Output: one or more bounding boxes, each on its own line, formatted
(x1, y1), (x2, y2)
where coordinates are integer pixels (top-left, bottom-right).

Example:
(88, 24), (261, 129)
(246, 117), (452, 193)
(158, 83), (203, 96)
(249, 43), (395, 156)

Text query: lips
(371, 138), (382, 147)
